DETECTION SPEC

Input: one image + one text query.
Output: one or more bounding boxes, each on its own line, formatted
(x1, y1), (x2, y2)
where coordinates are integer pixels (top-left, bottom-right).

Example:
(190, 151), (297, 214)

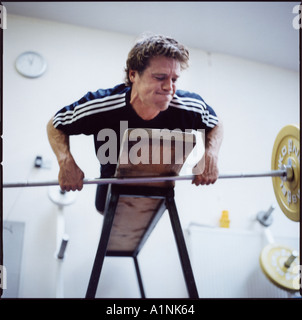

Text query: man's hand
(58, 156), (85, 191)
(192, 150), (219, 185)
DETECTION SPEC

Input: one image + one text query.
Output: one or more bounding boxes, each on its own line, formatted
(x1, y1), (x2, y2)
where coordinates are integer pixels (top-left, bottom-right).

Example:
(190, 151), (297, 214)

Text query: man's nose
(162, 78), (173, 92)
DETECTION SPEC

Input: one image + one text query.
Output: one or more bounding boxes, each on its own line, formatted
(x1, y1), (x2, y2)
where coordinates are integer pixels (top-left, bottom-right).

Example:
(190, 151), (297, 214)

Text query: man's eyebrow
(152, 73), (180, 77)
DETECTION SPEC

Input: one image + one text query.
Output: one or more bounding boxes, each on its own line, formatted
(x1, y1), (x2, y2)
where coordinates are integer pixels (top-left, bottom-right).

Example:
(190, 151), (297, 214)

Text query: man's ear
(129, 70), (136, 83)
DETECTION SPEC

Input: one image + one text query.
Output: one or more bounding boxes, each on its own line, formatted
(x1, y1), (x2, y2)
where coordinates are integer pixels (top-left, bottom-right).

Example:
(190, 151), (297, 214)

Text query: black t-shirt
(53, 83), (218, 178)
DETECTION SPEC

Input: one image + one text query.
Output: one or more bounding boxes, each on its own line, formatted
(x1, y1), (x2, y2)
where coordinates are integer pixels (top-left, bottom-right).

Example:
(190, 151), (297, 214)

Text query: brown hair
(125, 34), (189, 86)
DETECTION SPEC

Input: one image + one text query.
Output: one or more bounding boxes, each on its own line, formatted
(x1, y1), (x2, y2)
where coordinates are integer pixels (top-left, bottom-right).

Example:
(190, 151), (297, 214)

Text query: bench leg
(166, 192), (199, 299)
(85, 188), (119, 298)
(133, 255), (146, 299)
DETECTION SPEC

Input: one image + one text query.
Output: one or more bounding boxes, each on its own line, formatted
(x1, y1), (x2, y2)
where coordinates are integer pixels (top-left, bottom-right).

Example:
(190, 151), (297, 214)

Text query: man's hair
(124, 34), (189, 86)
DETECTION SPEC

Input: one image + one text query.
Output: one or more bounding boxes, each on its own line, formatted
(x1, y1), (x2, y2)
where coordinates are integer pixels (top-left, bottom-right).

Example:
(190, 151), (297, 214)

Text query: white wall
(2, 14), (300, 298)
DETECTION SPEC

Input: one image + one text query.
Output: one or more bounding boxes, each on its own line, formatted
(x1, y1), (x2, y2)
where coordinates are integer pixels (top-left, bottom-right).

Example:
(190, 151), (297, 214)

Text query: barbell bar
(2, 166), (290, 189)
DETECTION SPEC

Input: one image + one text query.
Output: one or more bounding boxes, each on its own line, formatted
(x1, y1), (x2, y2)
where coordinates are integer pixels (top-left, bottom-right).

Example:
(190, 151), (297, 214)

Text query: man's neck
(130, 91), (160, 121)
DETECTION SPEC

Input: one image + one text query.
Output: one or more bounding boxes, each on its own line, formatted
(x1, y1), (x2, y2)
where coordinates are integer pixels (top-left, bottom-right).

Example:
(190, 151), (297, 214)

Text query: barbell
(1, 167), (289, 188)
(2, 124), (300, 222)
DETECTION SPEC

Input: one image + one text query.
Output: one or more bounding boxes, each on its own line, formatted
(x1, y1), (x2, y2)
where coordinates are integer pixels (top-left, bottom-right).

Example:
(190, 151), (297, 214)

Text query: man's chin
(157, 102), (170, 111)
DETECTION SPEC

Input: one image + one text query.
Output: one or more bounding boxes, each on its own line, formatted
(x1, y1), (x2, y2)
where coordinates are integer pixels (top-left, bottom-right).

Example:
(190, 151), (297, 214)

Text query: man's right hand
(58, 156), (85, 191)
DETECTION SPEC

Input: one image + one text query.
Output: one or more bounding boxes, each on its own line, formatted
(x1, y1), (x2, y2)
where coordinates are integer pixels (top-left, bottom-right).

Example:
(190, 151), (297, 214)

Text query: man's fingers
(77, 180), (84, 191)
(59, 181), (84, 192)
(192, 171), (219, 186)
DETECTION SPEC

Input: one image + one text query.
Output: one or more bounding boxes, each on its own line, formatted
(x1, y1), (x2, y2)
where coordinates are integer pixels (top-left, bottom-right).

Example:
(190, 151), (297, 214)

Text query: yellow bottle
(219, 210), (230, 228)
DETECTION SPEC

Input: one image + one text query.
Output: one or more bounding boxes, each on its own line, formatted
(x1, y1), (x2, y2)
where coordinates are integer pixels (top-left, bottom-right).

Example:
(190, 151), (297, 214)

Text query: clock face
(15, 51), (47, 78)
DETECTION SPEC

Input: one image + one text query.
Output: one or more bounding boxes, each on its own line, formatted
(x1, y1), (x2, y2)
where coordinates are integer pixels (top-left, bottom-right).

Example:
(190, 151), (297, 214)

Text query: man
(47, 34), (223, 213)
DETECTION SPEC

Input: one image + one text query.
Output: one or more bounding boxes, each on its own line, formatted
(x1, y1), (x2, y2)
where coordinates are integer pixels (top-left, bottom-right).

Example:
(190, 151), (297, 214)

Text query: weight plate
(271, 124), (300, 222)
(260, 243), (300, 291)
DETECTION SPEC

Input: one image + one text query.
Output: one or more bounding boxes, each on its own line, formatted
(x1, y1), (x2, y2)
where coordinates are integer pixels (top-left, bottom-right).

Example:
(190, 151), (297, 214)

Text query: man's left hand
(192, 149), (219, 185)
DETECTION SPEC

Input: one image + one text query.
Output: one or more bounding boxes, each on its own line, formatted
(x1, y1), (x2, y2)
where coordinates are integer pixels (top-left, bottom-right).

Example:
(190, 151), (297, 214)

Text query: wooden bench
(86, 128), (199, 298)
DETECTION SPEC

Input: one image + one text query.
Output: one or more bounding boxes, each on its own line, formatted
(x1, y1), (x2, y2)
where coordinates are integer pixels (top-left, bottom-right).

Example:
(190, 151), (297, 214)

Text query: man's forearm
(47, 118), (84, 191)
(205, 118), (223, 156)
(192, 118), (223, 185)
(47, 118), (73, 166)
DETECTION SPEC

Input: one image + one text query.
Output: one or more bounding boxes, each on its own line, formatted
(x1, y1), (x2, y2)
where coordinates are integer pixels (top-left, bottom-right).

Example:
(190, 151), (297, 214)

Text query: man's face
(130, 56), (181, 115)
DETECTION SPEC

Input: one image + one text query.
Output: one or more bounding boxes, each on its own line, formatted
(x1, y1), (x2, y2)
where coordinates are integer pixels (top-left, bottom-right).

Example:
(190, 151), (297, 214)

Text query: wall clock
(15, 51), (47, 78)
